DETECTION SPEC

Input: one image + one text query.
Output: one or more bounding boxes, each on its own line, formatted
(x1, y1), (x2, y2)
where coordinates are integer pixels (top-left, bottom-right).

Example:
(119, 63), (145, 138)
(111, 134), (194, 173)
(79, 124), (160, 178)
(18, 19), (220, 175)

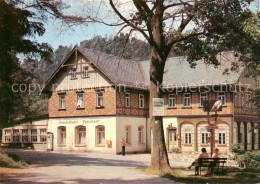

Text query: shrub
(244, 151), (260, 169)
(170, 147), (181, 153)
(229, 144), (244, 155)
(0, 152), (27, 168)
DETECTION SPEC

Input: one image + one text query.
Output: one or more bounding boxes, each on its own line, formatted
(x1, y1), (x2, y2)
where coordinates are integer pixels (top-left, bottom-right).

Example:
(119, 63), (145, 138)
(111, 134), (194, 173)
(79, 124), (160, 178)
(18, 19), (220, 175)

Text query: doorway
(167, 128), (177, 151)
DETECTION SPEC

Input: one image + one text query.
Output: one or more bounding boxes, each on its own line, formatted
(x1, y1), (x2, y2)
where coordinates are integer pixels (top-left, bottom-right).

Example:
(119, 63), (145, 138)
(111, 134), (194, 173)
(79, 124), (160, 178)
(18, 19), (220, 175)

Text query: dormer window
(71, 68), (76, 79)
(83, 67), (89, 78)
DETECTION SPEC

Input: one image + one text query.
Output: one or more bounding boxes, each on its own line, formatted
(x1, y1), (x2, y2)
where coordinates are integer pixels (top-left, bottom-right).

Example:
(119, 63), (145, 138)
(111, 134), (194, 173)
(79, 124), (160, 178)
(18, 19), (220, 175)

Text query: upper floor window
(83, 66), (89, 78)
(71, 68), (76, 79)
(4, 130), (11, 143)
(21, 129), (28, 142)
(31, 129), (37, 142)
(168, 94), (176, 108)
(12, 129), (19, 142)
(96, 125), (105, 146)
(234, 92), (238, 107)
(217, 92), (226, 106)
(40, 129), (47, 143)
(77, 93), (84, 109)
(241, 93), (245, 107)
(125, 93), (130, 107)
(183, 93), (191, 107)
(249, 93), (252, 108)
(59, 94), (66, 110)
(200, 93), (208, 107)
(96, 91), (104, 107)
(139, 94), (145, 108)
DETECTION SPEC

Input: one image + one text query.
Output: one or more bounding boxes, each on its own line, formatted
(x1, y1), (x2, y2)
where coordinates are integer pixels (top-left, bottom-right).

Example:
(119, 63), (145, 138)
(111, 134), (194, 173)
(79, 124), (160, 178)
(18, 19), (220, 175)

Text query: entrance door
(168, 129), (177, 151)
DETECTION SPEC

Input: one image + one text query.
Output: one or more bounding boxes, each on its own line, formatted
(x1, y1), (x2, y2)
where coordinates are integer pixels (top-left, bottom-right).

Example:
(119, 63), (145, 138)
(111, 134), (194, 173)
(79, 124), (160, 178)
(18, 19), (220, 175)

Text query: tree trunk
(149, 46), (171, 172)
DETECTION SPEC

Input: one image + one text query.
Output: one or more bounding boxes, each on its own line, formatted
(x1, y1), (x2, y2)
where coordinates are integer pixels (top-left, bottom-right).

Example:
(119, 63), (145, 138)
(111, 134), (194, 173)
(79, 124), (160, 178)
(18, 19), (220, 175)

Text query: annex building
(2, 45), (260, 154)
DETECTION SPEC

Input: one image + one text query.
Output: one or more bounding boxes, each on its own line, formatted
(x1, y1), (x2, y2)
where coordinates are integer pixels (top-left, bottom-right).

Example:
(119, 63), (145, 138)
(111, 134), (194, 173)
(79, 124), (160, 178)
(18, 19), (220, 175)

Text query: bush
(170, 147), (181, 153)
(0, 152), (27, 168)
(229, 144), (244, 155)
(244, 151), (260, 169)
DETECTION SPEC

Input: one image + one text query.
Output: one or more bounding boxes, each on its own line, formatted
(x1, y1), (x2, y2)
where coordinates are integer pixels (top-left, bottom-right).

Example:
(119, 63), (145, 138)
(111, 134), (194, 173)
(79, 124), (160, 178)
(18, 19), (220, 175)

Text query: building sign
(153, 98), (164, 116)
(59, 120), (100, 124)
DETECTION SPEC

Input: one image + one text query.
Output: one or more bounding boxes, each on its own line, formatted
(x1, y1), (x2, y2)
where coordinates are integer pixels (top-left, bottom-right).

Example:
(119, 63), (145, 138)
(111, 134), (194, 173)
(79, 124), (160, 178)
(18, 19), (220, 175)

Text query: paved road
(1, 148), (185, 184)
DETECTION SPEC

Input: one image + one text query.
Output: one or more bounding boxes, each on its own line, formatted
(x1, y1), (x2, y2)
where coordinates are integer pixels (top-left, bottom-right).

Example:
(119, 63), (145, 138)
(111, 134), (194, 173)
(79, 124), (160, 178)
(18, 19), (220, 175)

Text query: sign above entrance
(152, 98), (164, 116)
(59, 119), (100, 124)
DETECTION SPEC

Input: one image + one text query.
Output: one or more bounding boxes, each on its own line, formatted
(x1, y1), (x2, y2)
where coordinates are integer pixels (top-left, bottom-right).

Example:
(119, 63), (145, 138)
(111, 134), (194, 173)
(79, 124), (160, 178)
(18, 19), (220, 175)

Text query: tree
(0, 0), (79, 127)
(73, 0), (260, 172)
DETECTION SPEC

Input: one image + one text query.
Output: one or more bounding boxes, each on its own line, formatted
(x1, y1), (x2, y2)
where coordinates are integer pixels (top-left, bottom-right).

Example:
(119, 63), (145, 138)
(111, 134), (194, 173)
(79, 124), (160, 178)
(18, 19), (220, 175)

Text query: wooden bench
(196, 158), (227, 175)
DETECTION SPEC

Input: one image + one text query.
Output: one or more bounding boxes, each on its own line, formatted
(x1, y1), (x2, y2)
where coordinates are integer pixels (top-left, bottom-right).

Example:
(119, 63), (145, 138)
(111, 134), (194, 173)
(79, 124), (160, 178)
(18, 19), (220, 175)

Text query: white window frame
(201, 129), (209, 145)
(77, 93), (84, 109)
(183, 93), (191, 107)
(168, 94), (176, 108)
(71, 68), (77, 79)
(217, 92), (226, 106)
(199, 93), (208, 107)
(58, 127), (66, 145)
(12, 129), (19, 142)
(242, 92), (245, 107)
(4, 130), (11, 143)
(247, 127), (252, 144)
(218, 128), (226, 145)
(125, 93), (131, 107)
(138, 126), (144, 144)
(59, 94), (66, 110)
(21, 129), (29, 142)
(139, 94), (145, 108)
(125, 126), (131, 144)
(96, 91), (104, 107)
(76, 126), (86, 145)
(96, 126), (105, 146)
(40, 129), (47, 143)
(184, 129), (192, 144)
(31, 129), (37, 142)
(234, 92), (238, 107)
(83, 66), (89, 78)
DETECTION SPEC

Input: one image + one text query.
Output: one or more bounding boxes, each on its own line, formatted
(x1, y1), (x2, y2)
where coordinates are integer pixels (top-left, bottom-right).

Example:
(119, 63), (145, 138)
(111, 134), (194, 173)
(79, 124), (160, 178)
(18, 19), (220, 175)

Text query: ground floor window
(125, 126), (131, 144)
(40, 129), (47, 143)
(21, 129), (29, 142)
(12, 129), (19, 142)
(218, 128), (226, 145)
(184, 130), (192, 144)
(5, 130), (11, 142)
(138, 126), (144, 144)
(76, 126), (86, 145)
(58, 126), (66, 145)
(31, 129), (37, 142)
(201, 129), (209, 145)
(96, 126), (105, 146)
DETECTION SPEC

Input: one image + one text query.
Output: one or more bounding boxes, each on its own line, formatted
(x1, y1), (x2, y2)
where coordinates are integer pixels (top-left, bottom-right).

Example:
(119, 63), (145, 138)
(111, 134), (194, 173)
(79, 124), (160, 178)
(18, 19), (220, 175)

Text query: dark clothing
(121, 146), (125, 156)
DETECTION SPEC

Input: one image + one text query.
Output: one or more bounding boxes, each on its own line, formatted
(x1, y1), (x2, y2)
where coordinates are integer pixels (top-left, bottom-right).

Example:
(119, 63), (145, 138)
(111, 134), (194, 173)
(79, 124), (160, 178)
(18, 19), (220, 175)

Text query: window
(58, 127), (66, 145)
(96, 126), (105, 146)
(21, 129), (28, 142)
(4, 130), (11, 143)
(40, 129), (47, 143)
(217, 92), (226, 106)
(138, 126), (144, 144)
(12, 129), (19, 142)
(184, 130), (192, 144)
(183, 93), (191, 107)
(125, 126), (131, 144)
(242, 93), (245, 107)
(234, 92), (238, 107)
(125, 93), (130, 107)
(77, 93), (84, 108)
(96, 91), (104, 107)
(31, 129), (37, 142)
(200, 93), (208, 107)
(247, 127), (252, 144)
(139, 94), (145, 108)
(83, 66), (89, 78)
(71, 68), (76, 79)
(59, 95), (66, 110)
(218, 128), (226, 145)
(168, 94), (176, 108)
(76, 126), (86, 145)
(201, 129), (209, 145)
(233, 126), (237, 143)
(249, 93), (252, 108)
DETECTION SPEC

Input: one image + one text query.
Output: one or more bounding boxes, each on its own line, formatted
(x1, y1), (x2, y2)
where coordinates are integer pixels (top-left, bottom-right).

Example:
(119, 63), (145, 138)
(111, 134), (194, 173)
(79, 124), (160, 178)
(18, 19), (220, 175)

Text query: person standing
(121, 137), (126, 156)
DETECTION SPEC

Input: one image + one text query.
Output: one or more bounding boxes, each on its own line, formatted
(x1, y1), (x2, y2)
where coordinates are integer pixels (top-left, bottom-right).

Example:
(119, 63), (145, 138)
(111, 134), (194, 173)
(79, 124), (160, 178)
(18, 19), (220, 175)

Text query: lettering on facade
(58, 120), (100, 124)
(82, 120), (99, 124)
